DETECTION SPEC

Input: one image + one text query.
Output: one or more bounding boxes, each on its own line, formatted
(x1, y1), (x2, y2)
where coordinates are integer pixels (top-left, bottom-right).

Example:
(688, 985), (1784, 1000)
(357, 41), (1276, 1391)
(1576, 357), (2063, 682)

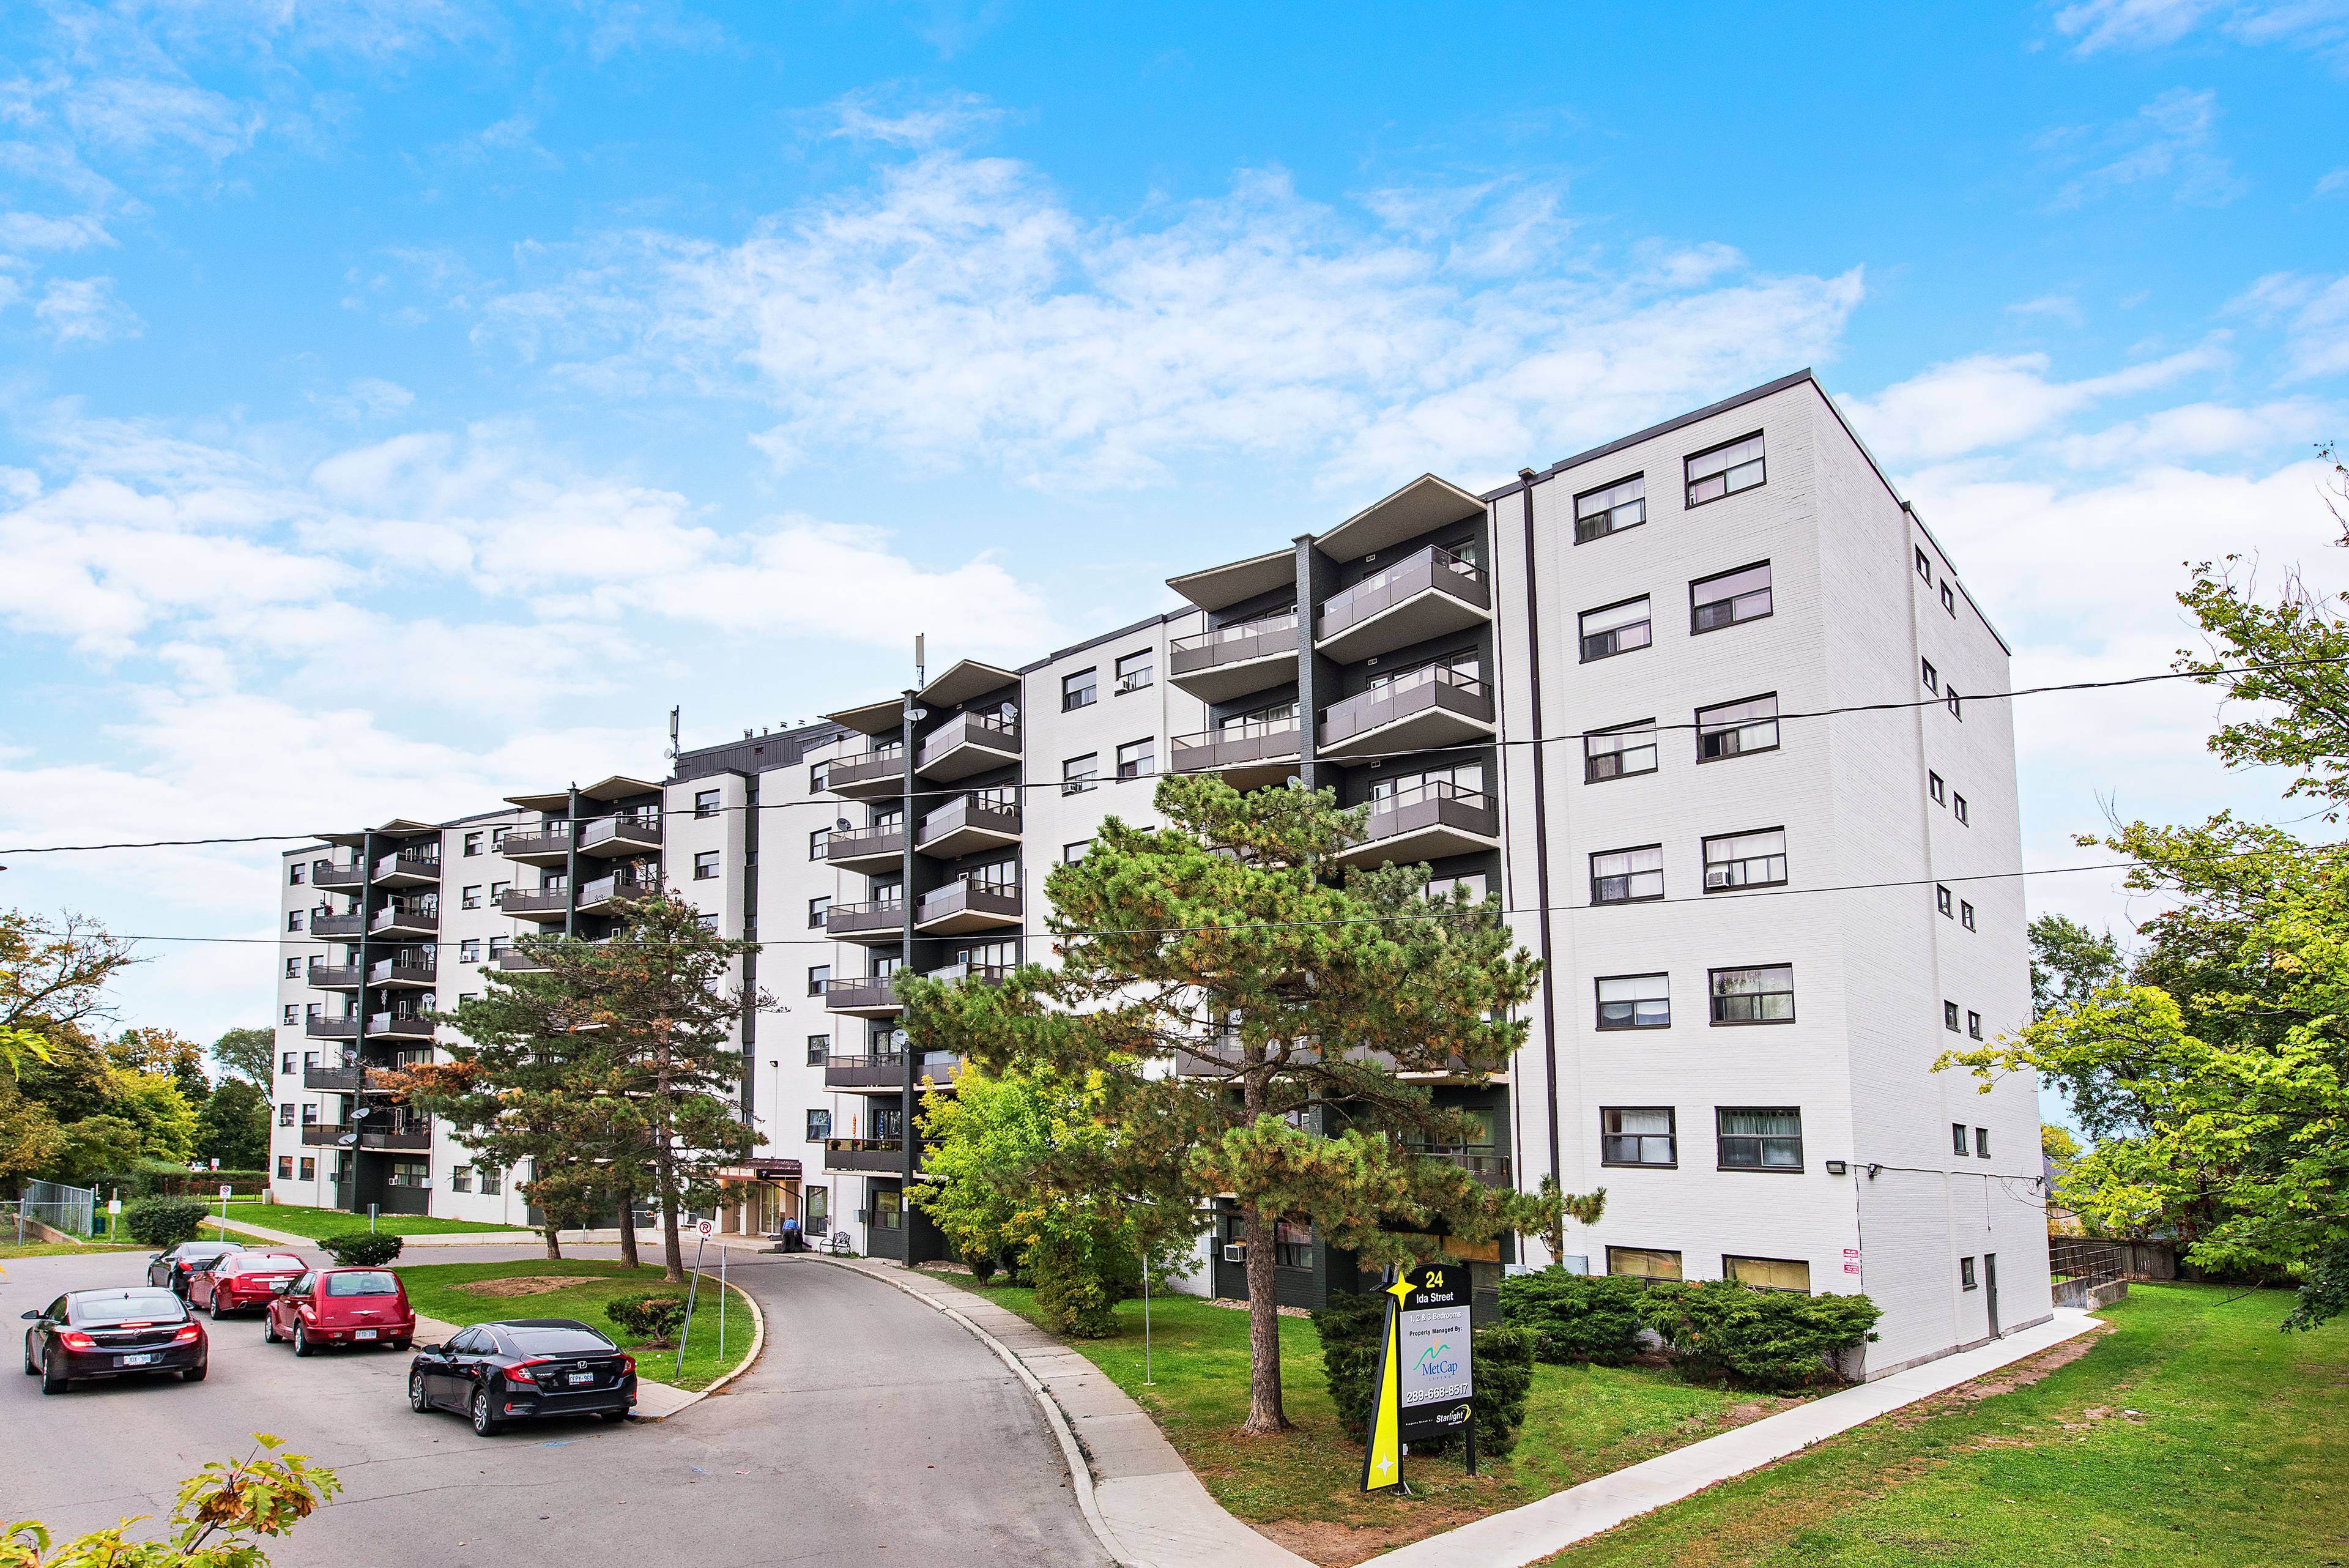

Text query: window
(288, 863), (306, 886)
(458, 992), (478, 1005)
(478, 1165), (502, 1195)
(694, 850), (721, 880)
(872, 1189), (902, 1230)
(1579, 596), (1652, 662)
(1967, 1009), (1983, 1040)
(1697, 694), (1778, 761)
(283, 957), (300, 979)
(1946, 688), (1962, 719)
(280, 1051), (294, 1075)
(1691, 561), (1773, 633)
(1591, 845), (1664, 904)
(1929, 771), (1946, 804)
(388, 1160), (429, 1191)
(1115, 649), (1154, 693)
(1921, 659), (1938, 693)
(808, 965), (830, 997)
(491, 826), (509, 851)
(1574, 474), (1646, 542)
(1597, 973), (1670, 1030)
(489, 880), (508, 901)
(281, 1005), (299, 1026)
(1960, 1256), (1978, 1290)
(1953, 1122), (1970, 1156)
(300, 1102), (319, 1126)
(1063, 668), (1097, 711)
(1702, 828), (1787, 891)
(299, 1157), (315, 1181)
(1941, 581), (1956, 616)
(1710, 965), (1795, 1025)
(450, 1166), (472, 1193)
(1724, 1256), (1812, 1293)
(1954, 793), (1970, 825)
(1601, 1107), (1676, 1166)
(809, 760), (831, 793)
(1961, 901), (1976, 931)
(806, 1109), (831, 1141)
(1585, 720), (1658, 782)
(276, 1155), (293, 1179)
(1717, 1107), (1803, 1170)
(1062, 753), (1099, 795)
(1945, 1001), (1961, 1032)
(1427, 871), (1489, 902)
(1976, 1127), (1992, 1158)
(1917, 545), (1932, 581)
(806, 1034), (829, 1066)
(809, 828), (831, 857)
(278, 1102), (295, 1127)
(287, 910), (304, 932)
(462, 885), (482, 910)
(1116, 738), (1154, 779)
(1607, 1246), (1682, 1281)
(488, 936), (510, 959)
(1274, 1219), (1315, 1269)
(452, 938), (476, 965)
(464, 831), (483, 856)
(808, 895), (830, 927)
(1063, 841), (1089, 864)
(1937, 885), (1953, 916)
(1685, 432), (1765, 506)
(695, 789), (721, 819)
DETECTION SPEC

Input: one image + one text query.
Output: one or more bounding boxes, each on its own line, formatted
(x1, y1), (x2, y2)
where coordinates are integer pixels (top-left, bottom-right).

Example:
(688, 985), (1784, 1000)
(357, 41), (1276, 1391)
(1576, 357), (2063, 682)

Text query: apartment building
(268, 368), (2048, 1377)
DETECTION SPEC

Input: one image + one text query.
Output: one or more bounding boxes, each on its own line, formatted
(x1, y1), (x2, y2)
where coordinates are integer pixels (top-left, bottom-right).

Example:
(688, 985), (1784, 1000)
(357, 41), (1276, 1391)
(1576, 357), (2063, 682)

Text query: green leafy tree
(1, 1433), (338, 1567)
(49, 1113), (145, 1186)
(0, 1084), (61, 1187)
(209, 1028), (274, 1088)
(196, 1079), (270, 1171)
(2028, 913), (2126, 1022)
(108, 1072), (201, 1165)
(0, 910), (136, 1059)
(899, 775), (1598, 1434)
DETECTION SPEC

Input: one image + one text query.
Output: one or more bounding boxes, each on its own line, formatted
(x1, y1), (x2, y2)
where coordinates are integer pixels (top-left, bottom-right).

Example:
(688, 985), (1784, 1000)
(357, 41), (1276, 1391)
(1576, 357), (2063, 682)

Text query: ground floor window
(299, 1157), (314, 1181)
(478, 1165), (501, 1195)
(806, 1186), (829, 1235)
(276, 1155), (292, 1180)
(872, 1187), (902, 1230)
(1607, 1246), (1682, 1280)
(1724, 1255), (1811, 1293)
(387, 1159), (430, 1189)
(1274, 1219), (1313, 1269)
(450, 1167), (472, 1192)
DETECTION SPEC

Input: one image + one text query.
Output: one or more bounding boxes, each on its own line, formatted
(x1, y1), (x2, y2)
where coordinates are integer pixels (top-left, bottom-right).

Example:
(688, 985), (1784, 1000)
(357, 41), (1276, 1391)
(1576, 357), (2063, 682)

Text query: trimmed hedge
(122, 1195), (209, 1247)
(1312, 1290), (1537, 1457)
(1635, 1280), (1881, 1391)
(605, 1291), (688, 1347)
(1497, 1268), (1649, 1364)
(319, 1231), (404, 1267)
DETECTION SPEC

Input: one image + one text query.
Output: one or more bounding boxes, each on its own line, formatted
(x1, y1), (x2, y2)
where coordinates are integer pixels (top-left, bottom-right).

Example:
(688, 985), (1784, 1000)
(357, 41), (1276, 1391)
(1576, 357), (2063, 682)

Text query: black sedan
(22, 1288), (209, 1394)
(146, 1239), (245, 1296)
(407, 1318), (636, 1435)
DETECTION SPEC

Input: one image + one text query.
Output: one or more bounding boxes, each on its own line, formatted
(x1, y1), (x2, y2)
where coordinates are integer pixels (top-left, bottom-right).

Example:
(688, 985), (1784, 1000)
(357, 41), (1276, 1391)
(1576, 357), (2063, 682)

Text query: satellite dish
(835, 817), (852, 832)
(336, 1133), (357, 1148)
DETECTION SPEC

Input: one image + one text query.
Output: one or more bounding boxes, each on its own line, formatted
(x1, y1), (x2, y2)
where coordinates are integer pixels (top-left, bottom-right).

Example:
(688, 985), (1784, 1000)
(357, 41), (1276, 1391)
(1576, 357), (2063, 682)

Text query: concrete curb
(807, 1255), (1147, 1568)
(632, 1274), (767, 1421)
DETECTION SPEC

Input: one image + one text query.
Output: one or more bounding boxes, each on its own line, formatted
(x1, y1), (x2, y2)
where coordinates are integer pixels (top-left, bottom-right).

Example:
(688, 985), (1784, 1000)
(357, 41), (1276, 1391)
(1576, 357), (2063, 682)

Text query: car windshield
(507, 1327), (615, 1354)
(323, 1271), (399, 1298)
(73, 1291), (188, 1325)
(182, 1245), (235, 1261)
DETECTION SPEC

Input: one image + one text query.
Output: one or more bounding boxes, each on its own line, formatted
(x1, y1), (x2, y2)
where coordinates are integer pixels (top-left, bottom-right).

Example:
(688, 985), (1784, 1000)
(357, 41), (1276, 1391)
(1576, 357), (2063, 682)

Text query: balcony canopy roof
(1313, 474), (1485, 564)
(824, 696), (910, 737)
(1167, 546), (1294, 614)
(316, 817), (443, 849)
(918, 659), (1020, 710)
(504, 775), (664, 814)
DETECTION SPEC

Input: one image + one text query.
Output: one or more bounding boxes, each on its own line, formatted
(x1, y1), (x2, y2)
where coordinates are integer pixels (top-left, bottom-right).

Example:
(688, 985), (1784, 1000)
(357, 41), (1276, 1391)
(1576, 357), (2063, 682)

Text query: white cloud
(2317, 166), (2349, 198)
(828, 86), (1008, 149)
(33, 273), (141, 343)
(2043, 87), (2245, 209)
(2009, 294), (2086, 325)
(1841, 347), (2224, 463)
(2228, 271), (2349, 381)
(2052, 0), (2349, 62)
(2051, 398), (2339, 466)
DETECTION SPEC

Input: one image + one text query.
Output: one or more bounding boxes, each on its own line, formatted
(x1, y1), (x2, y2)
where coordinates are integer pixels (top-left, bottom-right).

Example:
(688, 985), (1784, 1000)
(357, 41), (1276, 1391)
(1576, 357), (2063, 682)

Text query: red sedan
(188, 1253), (308, 1319)
(264, 1266), (416, 1354)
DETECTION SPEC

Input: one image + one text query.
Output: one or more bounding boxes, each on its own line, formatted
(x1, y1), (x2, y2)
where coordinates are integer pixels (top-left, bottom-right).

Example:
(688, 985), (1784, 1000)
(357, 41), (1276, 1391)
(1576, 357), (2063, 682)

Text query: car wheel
(292, 1323), (314, 1358)
(182, 1360), (207, 1383)
(470, 1385), (502, 1436)
(209, 1297), (226, 1321)
(40, 1349), (68, 1396)
(388, 1339), (411, 1353)
(22, 1336), (39, 1377)
(409, 1369), (431, 1412)
(599, 1408), (629, 1424)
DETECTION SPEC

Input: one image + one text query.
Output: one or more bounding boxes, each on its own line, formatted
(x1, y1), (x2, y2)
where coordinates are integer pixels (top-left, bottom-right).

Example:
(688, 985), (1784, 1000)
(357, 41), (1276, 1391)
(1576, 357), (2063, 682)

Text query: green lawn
(943, 1277), (1782, 1561)
(0, 1240), (149, 1260)
(1550, 1284), (2349, 1568)
(202, 1200), (531, 1241)
(394, 1258), (756, 1393)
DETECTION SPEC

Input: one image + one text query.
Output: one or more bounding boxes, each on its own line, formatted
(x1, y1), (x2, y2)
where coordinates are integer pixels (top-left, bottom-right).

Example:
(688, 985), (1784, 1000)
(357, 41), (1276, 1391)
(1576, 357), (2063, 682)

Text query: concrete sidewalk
(815, 1256), (1311, 1568)
(1363, 1308), (2106, 1568)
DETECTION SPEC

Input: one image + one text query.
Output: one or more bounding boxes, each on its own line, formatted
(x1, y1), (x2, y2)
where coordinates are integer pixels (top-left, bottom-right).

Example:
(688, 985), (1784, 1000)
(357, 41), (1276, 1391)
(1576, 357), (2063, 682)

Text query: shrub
(319, 1231), (404, 1267)
(122, 1195), (209, 1247)
(1313, 1288), (1387, 1438)
(1635, 1281), (1882, 1390)
(604, 1291), (688, 1347)
(1412, 1321), (1537, 1460)
(964, 1247), (998, 1284)
(1031, 1233), (1118, 1338)
(1498, 1268), (1650, 1364)
(1315, 1291), (1536, 1456)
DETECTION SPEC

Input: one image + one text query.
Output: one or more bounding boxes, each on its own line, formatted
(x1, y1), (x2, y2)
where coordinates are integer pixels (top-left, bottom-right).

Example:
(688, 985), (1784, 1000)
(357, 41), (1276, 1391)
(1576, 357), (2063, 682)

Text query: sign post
(677, 1217), (713, 1380)
(218, 1184), (232, 1239)
(1360, 1263), (1476, 1495)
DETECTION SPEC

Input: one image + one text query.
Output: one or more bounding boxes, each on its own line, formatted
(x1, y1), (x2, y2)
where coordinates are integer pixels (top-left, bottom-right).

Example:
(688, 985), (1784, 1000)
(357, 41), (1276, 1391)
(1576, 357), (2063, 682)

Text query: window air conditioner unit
(1116, 676), (1146, 694)
(1222, 1243), (1248, 1263)
(1705, 868), (1732, 888)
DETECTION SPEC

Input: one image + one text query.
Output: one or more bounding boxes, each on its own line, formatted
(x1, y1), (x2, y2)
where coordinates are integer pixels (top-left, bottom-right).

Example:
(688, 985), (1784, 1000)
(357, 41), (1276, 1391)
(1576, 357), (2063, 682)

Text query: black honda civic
(407, 1318), (636, 1435)
(146, 1239), (244, 1295)
(22, 1287), (209, 1394)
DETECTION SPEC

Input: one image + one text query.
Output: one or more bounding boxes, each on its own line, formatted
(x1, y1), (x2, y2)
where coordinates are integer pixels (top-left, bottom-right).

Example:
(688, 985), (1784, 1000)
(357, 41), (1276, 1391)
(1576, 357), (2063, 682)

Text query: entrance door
(1984, 1253), (2001, 1337)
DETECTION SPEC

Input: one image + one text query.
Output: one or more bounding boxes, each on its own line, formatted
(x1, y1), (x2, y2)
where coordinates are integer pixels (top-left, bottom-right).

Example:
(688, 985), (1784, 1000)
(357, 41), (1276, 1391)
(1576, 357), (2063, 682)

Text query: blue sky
(2, 0), (2346, 1049)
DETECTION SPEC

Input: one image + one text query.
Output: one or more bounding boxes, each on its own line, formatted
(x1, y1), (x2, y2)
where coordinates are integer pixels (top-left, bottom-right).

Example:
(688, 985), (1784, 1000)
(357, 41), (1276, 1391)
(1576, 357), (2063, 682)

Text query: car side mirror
(421, 1342), (446, 1354)
(20, 1310), (39, 1320)
(272, 1280), (294, 1293)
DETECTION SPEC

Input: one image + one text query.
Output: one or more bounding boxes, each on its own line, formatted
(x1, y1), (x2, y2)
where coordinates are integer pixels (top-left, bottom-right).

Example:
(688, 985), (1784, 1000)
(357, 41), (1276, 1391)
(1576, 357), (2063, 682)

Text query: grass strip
(395, 1258), (755, 1392)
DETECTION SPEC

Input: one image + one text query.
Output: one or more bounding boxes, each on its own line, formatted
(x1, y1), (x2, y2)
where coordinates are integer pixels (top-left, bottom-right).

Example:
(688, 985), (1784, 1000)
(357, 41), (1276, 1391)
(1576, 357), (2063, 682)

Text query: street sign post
(1360, 1263), (1477, 1495)
(677, 1219), (714, 1379)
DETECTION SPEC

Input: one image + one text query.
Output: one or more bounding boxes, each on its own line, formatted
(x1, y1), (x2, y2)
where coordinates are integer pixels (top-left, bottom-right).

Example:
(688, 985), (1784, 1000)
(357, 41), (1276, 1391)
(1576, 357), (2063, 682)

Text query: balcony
(496, 949), (549, 973)
(824, 1052), (907, 1091)
(372, 849), (440, 887)
(821, 975), (904, 1017)
(300, 1123), (351, 1148)
(1334, 784), (1502, 869)
(500, 825), (574, 865)
(1169, 610), (1301, 704)
(308, 912), (365, 938)
(368, 955), (436, 988)
(370, 899), (439, 938)
(577, 869), (662, 915)
(827, 746), (908, 801)
(1314, 545), (1491, 665)
(822, 1137), (929, 1175)
(916, 712), (1022, 782)
(1170, 716), (1302, 790)
(357, 1125), (431, 1153)
(306, 962), (361, 991)
(498, 886), (572, 923)
(915, 880), (1022, 936)
(924, 962), (1014, 987)
(313, 861), (365, 891)
(1412, 1146), (1512, 1187)
(827, 899), (910, 945)
(825, 822), (907, 874)
(1317, 666), (1495, 760)
(579, 812), (662, 858)
(303, 1016), (359, 1039)
(368, 1011), (436, 1039)
(916, 792), (1022, 859)
(303, 1064), (364, 1093)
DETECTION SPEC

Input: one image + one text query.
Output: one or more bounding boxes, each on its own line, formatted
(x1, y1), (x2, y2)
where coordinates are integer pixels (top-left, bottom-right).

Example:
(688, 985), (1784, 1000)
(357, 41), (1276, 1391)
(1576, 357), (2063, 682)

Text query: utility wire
(0, 651), (2336, 857)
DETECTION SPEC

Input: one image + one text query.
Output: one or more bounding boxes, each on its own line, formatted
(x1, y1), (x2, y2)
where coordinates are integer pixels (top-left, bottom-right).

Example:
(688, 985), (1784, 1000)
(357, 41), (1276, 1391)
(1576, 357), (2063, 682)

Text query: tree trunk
(543, 1223), (563, 1261)
(615, 1186), (640, 1270)
(655, 1020), (685, 1282)
(1239, 1196), (1291, 1435)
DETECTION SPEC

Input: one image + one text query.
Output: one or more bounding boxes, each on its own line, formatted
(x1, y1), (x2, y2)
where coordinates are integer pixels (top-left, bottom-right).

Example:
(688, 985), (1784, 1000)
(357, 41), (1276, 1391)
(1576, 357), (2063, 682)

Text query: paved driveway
(1, 1246), (1108, 1567)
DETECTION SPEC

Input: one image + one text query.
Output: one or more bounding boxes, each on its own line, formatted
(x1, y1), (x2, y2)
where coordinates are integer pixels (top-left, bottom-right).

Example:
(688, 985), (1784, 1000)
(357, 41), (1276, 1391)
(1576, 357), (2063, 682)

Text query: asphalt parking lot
(1, 1245), (1109, 1567)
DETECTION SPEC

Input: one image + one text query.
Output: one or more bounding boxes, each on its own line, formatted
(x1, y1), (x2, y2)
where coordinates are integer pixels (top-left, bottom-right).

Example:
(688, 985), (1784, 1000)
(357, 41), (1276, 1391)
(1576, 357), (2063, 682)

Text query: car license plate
(353, 1329), (378, 1340)
(118, 1353), (156, 1366)
(567, 1372), (595, 1385)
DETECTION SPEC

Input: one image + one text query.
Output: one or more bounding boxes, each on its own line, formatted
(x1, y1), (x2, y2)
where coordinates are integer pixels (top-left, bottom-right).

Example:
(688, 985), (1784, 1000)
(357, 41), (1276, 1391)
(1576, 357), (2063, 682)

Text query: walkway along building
(269, 368), (2050, 1378)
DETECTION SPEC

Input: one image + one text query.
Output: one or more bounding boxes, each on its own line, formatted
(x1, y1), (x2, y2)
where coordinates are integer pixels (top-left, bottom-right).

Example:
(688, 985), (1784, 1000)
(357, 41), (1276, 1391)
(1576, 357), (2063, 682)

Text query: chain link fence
(10, 1180), (98, 1242)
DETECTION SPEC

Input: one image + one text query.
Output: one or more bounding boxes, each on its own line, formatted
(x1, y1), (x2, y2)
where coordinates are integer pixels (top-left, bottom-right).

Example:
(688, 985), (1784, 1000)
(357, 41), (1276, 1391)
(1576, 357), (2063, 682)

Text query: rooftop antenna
(915, 633), (926, 688)
(666, 706), (680, 762)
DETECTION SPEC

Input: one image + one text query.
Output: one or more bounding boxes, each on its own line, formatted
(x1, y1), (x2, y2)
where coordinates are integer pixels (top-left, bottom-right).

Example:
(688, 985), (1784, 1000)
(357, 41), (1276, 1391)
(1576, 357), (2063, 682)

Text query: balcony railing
(916, 791), (1021, 855)
(827, 746), (907, 797)
(1409, 1145), (1512, 1187)
(924, 962), (1014, 986)
(822, 1137), (927, 1173)
(308, 912), (365, 938)
(496, 949), (549, 972)
(497, 886), (571, 918)
(368, 956), (436, 987)
(358, 1125), (431, 1152)
(1337, 782), (1501, 867)
(824, 1053), (907, 1091)
(820, 975), (903, 1014)
(313, 861), (365, 890)
(827, 899), (909, 942)
(370, 900), (439, 935)
(500, 824), (574, 862)
(916, 712), (1022, 781)
(825, 822), (907, 868)
(303, 1064), (364, 1093)
(1170, 716), (1301, 779)
(915, 880), (1022, 933)
(577, 869), (662, 912)
(306, 962), (361, 989)
(300, 1124), (350, 1147)
(303, 1016), (358, 1039)
(373, 849), (440, 883)
(1169, 609), (1301, 697)
(1318, 665), (1494, 756)
(368, 1011), (436, 1039)
(581, 812), (663, 855)
(1315, 544), (1491, 660)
